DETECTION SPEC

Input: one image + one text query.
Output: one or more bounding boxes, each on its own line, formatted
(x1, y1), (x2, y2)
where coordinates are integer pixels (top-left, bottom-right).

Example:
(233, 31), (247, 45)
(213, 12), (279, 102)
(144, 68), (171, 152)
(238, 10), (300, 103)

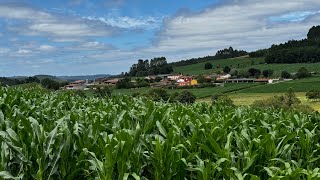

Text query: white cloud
(85, 15), (163, 30)
(120, 0), (317, 63)
(38, 45), (55, 51)
(0, 4), (116, 40)
(17, 49), (32, 54)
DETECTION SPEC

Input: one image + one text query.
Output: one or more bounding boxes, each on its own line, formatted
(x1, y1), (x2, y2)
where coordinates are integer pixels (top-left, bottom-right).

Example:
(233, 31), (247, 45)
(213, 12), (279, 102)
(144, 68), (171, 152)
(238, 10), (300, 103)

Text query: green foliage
(116, 78), (134, 89)
(296, 67), (311, 79)
(0, 87), (320, 179)
(74, 90), (87, 97)
(171, 47), (247, 67)
(197, 75), (207, 84)
(148, 88), (169, 101)
(129, 57), (173, 77)
(248, 68), (261, 77)
(154, 76), (162, 82)
(249, 48), (269, 58)
(306, 89), (320, 101)
(281, 71), (292, 78)
(223, 66), (231, 73)
(215, 46), (248, 60)
(252, 88), (311, 113)
(41, 78), (62, 90)
(94, 87), (112, 97)
(175, 90), (196, 104)
(135, 78), (150, 88)
(307, 25), (320, 42)
(262, 69), (274, 78)
(204, 63), (213, 70)
(212, 94), (234, 106)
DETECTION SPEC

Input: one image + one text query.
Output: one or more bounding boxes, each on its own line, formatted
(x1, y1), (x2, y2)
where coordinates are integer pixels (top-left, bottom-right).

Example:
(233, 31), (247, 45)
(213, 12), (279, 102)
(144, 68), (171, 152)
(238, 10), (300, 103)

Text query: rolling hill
(173, 56), (320, 76)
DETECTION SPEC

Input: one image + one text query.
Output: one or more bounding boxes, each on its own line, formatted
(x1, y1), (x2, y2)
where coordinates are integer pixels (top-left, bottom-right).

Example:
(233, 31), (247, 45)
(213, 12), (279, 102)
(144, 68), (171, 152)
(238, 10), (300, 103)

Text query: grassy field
(114, 83), (261, 98)
(236, 77), (320, 93)
(173, 56), (320, 76)
(173, 57), (264, 75)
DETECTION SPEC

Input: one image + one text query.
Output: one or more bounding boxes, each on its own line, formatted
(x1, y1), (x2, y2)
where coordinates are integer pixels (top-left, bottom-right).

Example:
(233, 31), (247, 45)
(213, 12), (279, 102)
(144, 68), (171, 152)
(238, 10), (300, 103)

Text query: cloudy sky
(0, 0), (319, 76)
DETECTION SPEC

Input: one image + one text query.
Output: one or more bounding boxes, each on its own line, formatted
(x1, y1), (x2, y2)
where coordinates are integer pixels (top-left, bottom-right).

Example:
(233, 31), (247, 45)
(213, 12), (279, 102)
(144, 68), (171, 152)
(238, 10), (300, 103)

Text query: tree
(148, 88), (169, 101)
(204, 63), (213, 70)
(116, 78), (134, 89)
(285, 88), (300, 106)
(262, 69), (274, 78)
(248, 68), (261, 77)
(197, 75), (207, 84)
(212, 94), (234, 106)
(176, 91), (196, 104)
(41, 78), (61, 90)
(296, 67), (311, 79)
(238, 70), (250, 78)
(307, 25), (320, 42)
(223, 66), (231, 73)
(306, 89), (320, 101)
(281, 71), (291, 79)
(94, 87), (112, 97)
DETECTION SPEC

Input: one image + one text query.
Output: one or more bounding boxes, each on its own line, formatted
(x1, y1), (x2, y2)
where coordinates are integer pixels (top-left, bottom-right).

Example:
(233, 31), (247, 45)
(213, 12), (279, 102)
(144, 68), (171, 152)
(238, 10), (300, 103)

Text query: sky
(0, 0), (320, 76)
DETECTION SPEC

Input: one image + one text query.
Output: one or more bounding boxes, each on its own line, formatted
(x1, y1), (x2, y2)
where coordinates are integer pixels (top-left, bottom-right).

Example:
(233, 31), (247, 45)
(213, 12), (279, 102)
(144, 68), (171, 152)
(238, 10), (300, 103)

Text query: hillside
(173, 56), (320, 76)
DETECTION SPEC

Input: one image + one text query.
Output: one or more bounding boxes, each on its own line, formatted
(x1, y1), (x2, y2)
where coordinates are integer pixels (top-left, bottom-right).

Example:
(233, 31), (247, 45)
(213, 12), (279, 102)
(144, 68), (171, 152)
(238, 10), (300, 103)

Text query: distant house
(64, 80), (87, 90)
(64, 84), (86, 90)
(179, 81), (190, 86)
(255, 78), (270, 83)
(191, 79), (198, 86)
(104, 78), (121, 85)
(268, 79), (280, 84)
(168, 74), (182, 81)
(216, 74), (231, 81)
(225, 78), (255, 83)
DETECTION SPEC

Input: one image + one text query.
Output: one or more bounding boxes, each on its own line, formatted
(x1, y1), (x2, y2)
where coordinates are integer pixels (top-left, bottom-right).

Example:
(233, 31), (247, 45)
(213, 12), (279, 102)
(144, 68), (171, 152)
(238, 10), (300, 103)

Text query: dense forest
(170, 47), (248, 67)
(128, 57), (173, 77)
(251, 25), (320, 64)
(0, 76), (40, 86)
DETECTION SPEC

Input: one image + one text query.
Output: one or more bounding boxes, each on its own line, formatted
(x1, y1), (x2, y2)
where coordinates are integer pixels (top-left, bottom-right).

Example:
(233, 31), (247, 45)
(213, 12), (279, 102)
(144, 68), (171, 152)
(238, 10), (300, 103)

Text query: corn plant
(0, 86), (320, 179)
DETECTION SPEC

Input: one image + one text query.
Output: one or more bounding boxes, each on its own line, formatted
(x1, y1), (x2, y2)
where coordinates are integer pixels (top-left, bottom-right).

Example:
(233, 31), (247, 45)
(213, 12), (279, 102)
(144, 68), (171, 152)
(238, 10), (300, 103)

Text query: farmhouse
(104, 78), (120, 85)
(216, 74), (231, 80)
(224, 78), (255, 83)
(168, 74), (182, 81)
(254, 78), (270, 83)
(64, 80), (87, 90)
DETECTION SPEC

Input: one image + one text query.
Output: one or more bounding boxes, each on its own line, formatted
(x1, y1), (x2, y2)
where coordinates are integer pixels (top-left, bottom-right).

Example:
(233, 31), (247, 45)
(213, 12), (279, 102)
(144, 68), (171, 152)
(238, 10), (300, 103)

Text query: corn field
(0, 87), (320, 179)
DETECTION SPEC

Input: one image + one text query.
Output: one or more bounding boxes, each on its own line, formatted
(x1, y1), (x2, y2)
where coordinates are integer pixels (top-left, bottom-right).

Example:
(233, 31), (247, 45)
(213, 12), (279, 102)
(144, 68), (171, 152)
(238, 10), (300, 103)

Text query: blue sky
(0, 0), (320, 76)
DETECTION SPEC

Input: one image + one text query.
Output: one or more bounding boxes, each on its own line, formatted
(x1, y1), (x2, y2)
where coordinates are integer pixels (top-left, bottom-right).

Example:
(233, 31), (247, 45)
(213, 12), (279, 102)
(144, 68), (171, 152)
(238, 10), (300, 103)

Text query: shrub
(223, 66), (231, 73)
(204, 63), (213, 70)
(262, 69), (274, 78)
(176, 90), (196, 104)
(94, 87), (112, 97)
(148, 88), (169, 101)
(281, 71), (292, 78)
(306, 89), (320, 101)
(296, 67), (311, 79)
(212, 94), (234, 106)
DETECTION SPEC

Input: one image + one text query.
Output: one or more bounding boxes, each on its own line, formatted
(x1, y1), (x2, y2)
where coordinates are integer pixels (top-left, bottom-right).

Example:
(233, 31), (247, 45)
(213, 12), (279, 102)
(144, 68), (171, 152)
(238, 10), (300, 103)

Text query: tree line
(250, 25), (320, 64)
(127, 57), (173, 77)
(170, 47), (248, 67)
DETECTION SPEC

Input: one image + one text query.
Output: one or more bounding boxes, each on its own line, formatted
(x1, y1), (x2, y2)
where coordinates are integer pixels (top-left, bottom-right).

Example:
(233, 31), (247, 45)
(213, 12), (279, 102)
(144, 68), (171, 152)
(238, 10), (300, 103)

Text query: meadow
(1, 87), (320, 179)
(236, 77), (320, 93)
(114, 83), (260, 98)
(173, 56), (320, 76)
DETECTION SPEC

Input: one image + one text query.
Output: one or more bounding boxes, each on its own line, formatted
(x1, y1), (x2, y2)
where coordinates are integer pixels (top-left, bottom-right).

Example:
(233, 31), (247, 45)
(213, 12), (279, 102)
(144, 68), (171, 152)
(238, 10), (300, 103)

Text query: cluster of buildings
(63, 73), (292, 90)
